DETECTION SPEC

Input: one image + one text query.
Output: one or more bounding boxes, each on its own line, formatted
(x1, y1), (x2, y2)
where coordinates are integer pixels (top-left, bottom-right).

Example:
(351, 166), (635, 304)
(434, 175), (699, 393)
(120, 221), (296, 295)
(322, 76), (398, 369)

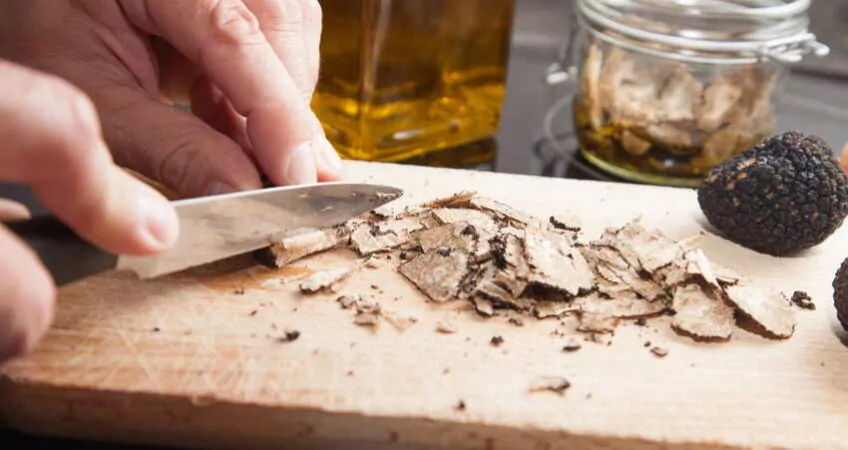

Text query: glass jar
(313, 0), (516, 162)
(562, 0), (829, 187)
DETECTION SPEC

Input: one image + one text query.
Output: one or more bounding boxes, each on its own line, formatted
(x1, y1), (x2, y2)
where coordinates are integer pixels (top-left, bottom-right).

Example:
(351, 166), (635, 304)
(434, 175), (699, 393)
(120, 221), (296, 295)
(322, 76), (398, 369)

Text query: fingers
(189, 75), (252, 153)
(241, 0), (320, 101)
(0, 60), (178, 256)
(97, 83), (264, 198)
(0, 225), (54, 364)
(119, 0), (343, 186)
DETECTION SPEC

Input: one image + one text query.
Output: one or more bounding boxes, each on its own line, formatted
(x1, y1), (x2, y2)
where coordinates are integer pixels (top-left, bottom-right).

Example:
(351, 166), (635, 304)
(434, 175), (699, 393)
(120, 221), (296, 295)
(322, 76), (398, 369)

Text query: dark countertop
(3, 0), (848, 448)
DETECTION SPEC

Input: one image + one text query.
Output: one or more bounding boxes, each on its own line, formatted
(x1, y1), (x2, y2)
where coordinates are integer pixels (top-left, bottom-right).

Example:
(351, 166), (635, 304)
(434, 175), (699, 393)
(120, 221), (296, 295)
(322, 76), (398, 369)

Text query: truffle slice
(473, 297), (495, 317)
(533, 301), (576, 319)
(431, 208), (499, 236)
(573, 292), (668, 319)
(349, 217), (424, 255)
(399, 249), (471, 303)
(473, 263), (534, 311)
(724, 282), (796, 339)
(422, 191), (476, 208)
(467, 197), (539, 228)
(255, 228), (340, 268)
(671, 284), (735, 340)
(581, 42), (604, 130)
(414, 223), (477, 254)
(598, 219), (680, 274)
(523, 229), (595, 296)
(299, 264), (357, 293)
(577, 312), (620, 334)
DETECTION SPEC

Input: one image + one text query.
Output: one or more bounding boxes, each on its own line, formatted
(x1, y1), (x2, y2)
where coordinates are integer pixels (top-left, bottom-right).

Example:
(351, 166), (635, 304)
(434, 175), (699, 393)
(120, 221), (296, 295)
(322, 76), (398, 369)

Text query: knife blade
(4, 182), (403, 286)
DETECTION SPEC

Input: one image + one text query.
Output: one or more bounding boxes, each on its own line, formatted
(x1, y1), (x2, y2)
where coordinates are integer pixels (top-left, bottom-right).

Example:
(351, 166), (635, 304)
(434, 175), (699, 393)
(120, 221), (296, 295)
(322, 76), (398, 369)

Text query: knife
(3, 182), (403, 286)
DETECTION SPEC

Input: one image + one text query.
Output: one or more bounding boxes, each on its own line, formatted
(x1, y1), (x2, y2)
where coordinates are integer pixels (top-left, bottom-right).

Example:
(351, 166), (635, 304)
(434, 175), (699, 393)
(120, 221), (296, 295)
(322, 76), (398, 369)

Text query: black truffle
(832, 257), (848, 332)
(697, 131), (848, 256)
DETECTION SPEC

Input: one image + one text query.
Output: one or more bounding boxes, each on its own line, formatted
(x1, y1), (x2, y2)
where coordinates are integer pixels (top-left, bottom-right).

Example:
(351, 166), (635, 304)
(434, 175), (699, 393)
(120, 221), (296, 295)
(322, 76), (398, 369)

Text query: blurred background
(369, 0), (848, 183)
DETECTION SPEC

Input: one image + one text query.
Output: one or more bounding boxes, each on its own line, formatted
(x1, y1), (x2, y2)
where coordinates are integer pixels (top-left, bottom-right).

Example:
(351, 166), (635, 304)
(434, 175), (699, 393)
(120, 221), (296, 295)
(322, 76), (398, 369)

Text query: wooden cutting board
(2, 160), (848, 450)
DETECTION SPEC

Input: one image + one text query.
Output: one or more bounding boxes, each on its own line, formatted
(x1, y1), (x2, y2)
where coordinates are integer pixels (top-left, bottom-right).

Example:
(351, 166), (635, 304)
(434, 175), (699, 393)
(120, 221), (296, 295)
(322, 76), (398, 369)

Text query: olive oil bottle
(313, 0), (516, 162)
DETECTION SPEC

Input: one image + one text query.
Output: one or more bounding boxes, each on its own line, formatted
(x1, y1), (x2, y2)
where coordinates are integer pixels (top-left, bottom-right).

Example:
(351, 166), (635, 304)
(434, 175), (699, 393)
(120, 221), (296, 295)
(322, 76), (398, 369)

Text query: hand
(0, 0), (344, 198)
(0, 60), (179, 364)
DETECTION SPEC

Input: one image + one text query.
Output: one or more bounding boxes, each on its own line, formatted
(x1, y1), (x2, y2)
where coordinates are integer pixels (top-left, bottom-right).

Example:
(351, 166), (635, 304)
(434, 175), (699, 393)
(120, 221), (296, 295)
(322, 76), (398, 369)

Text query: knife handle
(4, 215), (118, 286)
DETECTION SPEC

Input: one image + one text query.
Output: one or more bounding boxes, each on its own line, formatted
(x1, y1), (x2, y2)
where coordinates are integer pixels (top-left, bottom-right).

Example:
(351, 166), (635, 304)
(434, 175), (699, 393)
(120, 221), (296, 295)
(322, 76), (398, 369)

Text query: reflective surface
(118, 183), (402, 279)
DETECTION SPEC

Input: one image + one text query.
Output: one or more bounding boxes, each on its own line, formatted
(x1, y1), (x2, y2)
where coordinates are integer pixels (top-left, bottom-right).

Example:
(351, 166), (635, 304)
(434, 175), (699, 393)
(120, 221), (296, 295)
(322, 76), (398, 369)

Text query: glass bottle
(313, 0), (516, 162)
(561, 0), (829, 187)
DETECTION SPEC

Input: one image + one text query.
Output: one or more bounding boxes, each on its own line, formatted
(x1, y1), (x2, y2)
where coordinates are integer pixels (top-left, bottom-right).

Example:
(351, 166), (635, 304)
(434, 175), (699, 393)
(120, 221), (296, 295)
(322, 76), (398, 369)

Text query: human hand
(0, 60), (179, 364)
(0, 0), (343, 198)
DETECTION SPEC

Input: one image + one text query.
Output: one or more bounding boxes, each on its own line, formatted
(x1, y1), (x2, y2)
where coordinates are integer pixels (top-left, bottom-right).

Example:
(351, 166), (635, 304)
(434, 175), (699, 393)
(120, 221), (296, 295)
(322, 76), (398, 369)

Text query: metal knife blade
(118, 182), (404, 279)
(5, 182), (403, 286)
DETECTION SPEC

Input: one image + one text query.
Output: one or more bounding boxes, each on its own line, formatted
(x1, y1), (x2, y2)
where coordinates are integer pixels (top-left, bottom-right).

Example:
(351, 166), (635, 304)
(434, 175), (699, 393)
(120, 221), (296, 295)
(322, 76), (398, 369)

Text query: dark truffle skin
(697, 131), (848, 256)
(832, 257), (848, 332)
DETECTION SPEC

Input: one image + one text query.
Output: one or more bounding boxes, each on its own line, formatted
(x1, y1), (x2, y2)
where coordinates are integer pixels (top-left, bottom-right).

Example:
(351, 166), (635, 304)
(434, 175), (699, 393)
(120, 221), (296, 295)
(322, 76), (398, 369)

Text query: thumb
(99, 85), (264, 198)
(0, 61), (178, 256)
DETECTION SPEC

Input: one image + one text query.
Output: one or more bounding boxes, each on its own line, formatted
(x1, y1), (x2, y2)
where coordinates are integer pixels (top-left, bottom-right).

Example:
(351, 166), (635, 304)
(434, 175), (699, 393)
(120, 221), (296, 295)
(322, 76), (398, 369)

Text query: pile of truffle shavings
(255, 192), (798, 342)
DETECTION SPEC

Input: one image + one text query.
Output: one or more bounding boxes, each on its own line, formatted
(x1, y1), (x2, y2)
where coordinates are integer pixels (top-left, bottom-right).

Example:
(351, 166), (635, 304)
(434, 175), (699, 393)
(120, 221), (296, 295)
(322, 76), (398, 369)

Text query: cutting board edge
(0, 378), (769, 450)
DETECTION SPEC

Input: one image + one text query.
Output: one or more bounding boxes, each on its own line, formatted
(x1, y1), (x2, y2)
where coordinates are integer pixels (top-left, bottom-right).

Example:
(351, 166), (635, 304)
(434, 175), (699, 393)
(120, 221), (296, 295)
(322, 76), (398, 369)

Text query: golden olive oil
(313, 0), (515, 162)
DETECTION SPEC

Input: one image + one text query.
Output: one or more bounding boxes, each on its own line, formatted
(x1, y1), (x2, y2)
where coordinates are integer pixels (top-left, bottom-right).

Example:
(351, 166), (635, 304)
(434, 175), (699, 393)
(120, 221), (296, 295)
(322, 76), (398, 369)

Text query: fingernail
(205, 181), (239, 197)
(317, 137), (344, 173)
(138, 186), (179, 249)
(286, 142), (318, 185)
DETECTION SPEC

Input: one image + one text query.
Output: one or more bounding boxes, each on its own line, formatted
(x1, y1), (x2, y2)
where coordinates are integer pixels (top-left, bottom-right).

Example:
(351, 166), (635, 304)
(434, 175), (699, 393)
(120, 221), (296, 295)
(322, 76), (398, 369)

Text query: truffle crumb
(790, 291), (815, 310)
(277, 330), (301, 342)
(336, 295), (360, 310)
(508, 317), (524, 327)
(234, 287), (245, 295)
(529, 376), (571, 395)
(490, 336), (505, 346)
(435, 320), (457, 334)
(455, 400), (467, 411)
(562, 340), (582, 352)
(650, 346), (669, 358)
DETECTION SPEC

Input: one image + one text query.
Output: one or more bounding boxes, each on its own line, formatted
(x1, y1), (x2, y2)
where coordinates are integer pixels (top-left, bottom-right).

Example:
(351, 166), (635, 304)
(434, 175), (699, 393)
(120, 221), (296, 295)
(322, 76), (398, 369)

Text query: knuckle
(39, 76), (99, 133)
(26, 75), (103, 165)
(252, 0), (305, 33)
(204, 0), (265, 47)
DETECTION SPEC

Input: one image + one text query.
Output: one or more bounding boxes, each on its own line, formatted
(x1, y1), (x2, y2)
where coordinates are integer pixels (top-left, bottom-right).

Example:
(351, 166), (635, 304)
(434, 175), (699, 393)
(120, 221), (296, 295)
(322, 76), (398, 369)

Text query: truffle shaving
(598, 219), (680, 273)
(533, 301), (577, 319)
(724, 282), (796, 339)
(298, 264), (357, 293)
(523, 229), (595, 296)
(572, 292), (668, 319)
(432, 208), (498, 236)
(577, 313), (620, 334)
(399, 250), (471, 303)
(414, 223), (477, 254)
(350, 218), (423, 255)
(257, 228), (340, 267)
(671, 284), (735, 340)
(473, 297), (495, 317)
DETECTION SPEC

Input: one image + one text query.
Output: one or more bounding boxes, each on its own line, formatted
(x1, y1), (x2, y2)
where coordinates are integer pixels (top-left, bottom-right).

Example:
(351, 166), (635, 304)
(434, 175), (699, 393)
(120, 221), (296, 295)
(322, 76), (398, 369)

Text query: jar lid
(577, 0), (829, 64)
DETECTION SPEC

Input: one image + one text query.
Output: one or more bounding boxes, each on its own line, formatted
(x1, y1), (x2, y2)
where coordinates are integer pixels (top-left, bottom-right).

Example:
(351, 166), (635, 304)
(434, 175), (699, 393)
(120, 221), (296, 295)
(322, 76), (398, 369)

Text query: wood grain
(2, 160), (848, 450)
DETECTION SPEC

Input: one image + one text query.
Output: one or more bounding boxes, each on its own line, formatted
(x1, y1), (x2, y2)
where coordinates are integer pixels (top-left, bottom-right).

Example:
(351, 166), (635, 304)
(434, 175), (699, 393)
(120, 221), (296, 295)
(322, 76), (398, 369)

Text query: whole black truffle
(832, 257), (848, 332)
(697, 131), (848, 256)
